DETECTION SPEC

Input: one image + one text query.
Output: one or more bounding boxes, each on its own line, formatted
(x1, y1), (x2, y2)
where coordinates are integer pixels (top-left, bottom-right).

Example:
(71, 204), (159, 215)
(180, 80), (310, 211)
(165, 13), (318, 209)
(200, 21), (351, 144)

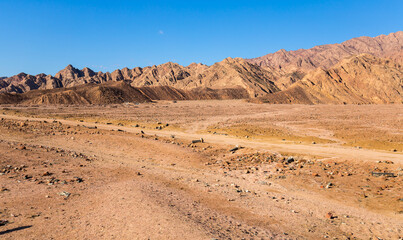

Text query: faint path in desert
(2, 113), (402, 164)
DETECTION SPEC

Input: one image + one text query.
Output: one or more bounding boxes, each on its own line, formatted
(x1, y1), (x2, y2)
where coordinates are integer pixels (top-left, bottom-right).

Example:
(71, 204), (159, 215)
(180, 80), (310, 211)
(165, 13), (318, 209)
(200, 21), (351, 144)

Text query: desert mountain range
(1, 31), (402, 104)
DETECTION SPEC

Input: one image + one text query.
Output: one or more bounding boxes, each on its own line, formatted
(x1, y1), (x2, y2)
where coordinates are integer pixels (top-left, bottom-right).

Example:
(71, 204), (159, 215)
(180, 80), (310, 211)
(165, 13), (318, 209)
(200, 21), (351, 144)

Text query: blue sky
(0, 0), (402, 76)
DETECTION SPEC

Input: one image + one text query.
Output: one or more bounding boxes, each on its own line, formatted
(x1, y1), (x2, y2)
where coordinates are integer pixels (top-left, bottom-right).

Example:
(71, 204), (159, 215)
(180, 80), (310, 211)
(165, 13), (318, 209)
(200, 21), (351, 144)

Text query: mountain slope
(247, 31), (403, 73)
(162, 57), (280, 97)
(253, 54), (403, 104)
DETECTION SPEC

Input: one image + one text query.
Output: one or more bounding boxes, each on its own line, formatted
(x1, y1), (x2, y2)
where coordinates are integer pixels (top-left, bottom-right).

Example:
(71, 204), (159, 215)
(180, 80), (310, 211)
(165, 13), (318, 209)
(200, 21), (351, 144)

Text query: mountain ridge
(246, 31), (403, 73)
(0, 31), (402, 104)
(0, 57), (279, 98)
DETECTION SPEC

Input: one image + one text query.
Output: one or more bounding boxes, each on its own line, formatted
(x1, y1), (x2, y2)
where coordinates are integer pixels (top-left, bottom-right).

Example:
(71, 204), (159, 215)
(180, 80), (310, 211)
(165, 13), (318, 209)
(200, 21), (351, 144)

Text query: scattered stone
(73, 177), (83, 183)
(325, 182), (333, 189)
(285, 157), (294, 164)
(191, 138), (204, 144)
(0, 220), (9, 226)
(42, 171), (52, 176)
(229, 146), (239, 152)
(23, 175), (32, 179)
(371, 172), (395, 177)
(325, 212), (335, 219)
(29, 213), (41, 218)
(58, 191), (71, 198)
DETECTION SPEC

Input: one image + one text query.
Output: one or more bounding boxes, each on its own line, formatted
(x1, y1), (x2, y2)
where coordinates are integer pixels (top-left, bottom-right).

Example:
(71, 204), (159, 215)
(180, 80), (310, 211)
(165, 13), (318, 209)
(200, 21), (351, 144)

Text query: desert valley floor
(0, 100), (402, 239)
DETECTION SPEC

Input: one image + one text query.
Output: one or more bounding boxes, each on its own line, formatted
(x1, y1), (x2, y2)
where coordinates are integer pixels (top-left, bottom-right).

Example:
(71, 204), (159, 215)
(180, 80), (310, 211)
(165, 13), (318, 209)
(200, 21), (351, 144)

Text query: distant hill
(0, 81), (249, 105)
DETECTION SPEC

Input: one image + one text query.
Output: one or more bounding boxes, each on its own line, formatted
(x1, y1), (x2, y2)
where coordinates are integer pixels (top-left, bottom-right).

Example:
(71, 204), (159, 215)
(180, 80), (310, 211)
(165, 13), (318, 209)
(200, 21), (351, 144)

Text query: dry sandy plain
(0, 100), (402, 239)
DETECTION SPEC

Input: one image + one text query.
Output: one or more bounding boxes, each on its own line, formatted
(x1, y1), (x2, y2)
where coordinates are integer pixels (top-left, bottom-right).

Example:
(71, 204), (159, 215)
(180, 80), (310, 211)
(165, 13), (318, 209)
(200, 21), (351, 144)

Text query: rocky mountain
(177, 57), (280, 97)
(0, 58), (279, 98)
(252, 54), (403, 104)
(0, 73), (62, 93)
(247, 31), (403, 74)
(1, 31), (402, 104)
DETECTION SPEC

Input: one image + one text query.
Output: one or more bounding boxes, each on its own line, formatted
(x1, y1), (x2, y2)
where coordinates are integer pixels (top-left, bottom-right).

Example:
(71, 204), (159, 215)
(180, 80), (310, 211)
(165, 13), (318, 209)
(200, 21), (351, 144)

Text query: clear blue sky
(0, 0), (402, 76)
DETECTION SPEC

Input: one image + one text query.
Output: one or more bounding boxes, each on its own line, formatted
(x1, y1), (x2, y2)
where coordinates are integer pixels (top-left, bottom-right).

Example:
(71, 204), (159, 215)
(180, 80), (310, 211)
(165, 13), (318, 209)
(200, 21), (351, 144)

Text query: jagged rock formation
(0, 58), (278, 98)
(252, 54), (403, 104)
(247, 31), (403, 73)
(0, 73), (62, 93)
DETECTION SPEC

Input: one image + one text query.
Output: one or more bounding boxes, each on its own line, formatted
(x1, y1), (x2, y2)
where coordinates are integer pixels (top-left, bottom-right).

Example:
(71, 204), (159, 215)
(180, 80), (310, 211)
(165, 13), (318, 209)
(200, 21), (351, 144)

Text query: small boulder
(325, 212), (335, 219)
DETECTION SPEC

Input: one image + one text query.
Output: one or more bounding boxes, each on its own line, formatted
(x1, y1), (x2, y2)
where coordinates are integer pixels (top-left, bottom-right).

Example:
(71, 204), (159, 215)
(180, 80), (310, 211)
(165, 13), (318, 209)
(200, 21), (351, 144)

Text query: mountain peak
(222, 57), (244, 64)
(65, 64), (75, 70)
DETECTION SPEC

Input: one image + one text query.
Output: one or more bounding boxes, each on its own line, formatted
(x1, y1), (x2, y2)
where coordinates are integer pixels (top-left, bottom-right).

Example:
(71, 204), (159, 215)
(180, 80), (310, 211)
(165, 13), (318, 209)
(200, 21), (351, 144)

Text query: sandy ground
(0, 101), (402, 239)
